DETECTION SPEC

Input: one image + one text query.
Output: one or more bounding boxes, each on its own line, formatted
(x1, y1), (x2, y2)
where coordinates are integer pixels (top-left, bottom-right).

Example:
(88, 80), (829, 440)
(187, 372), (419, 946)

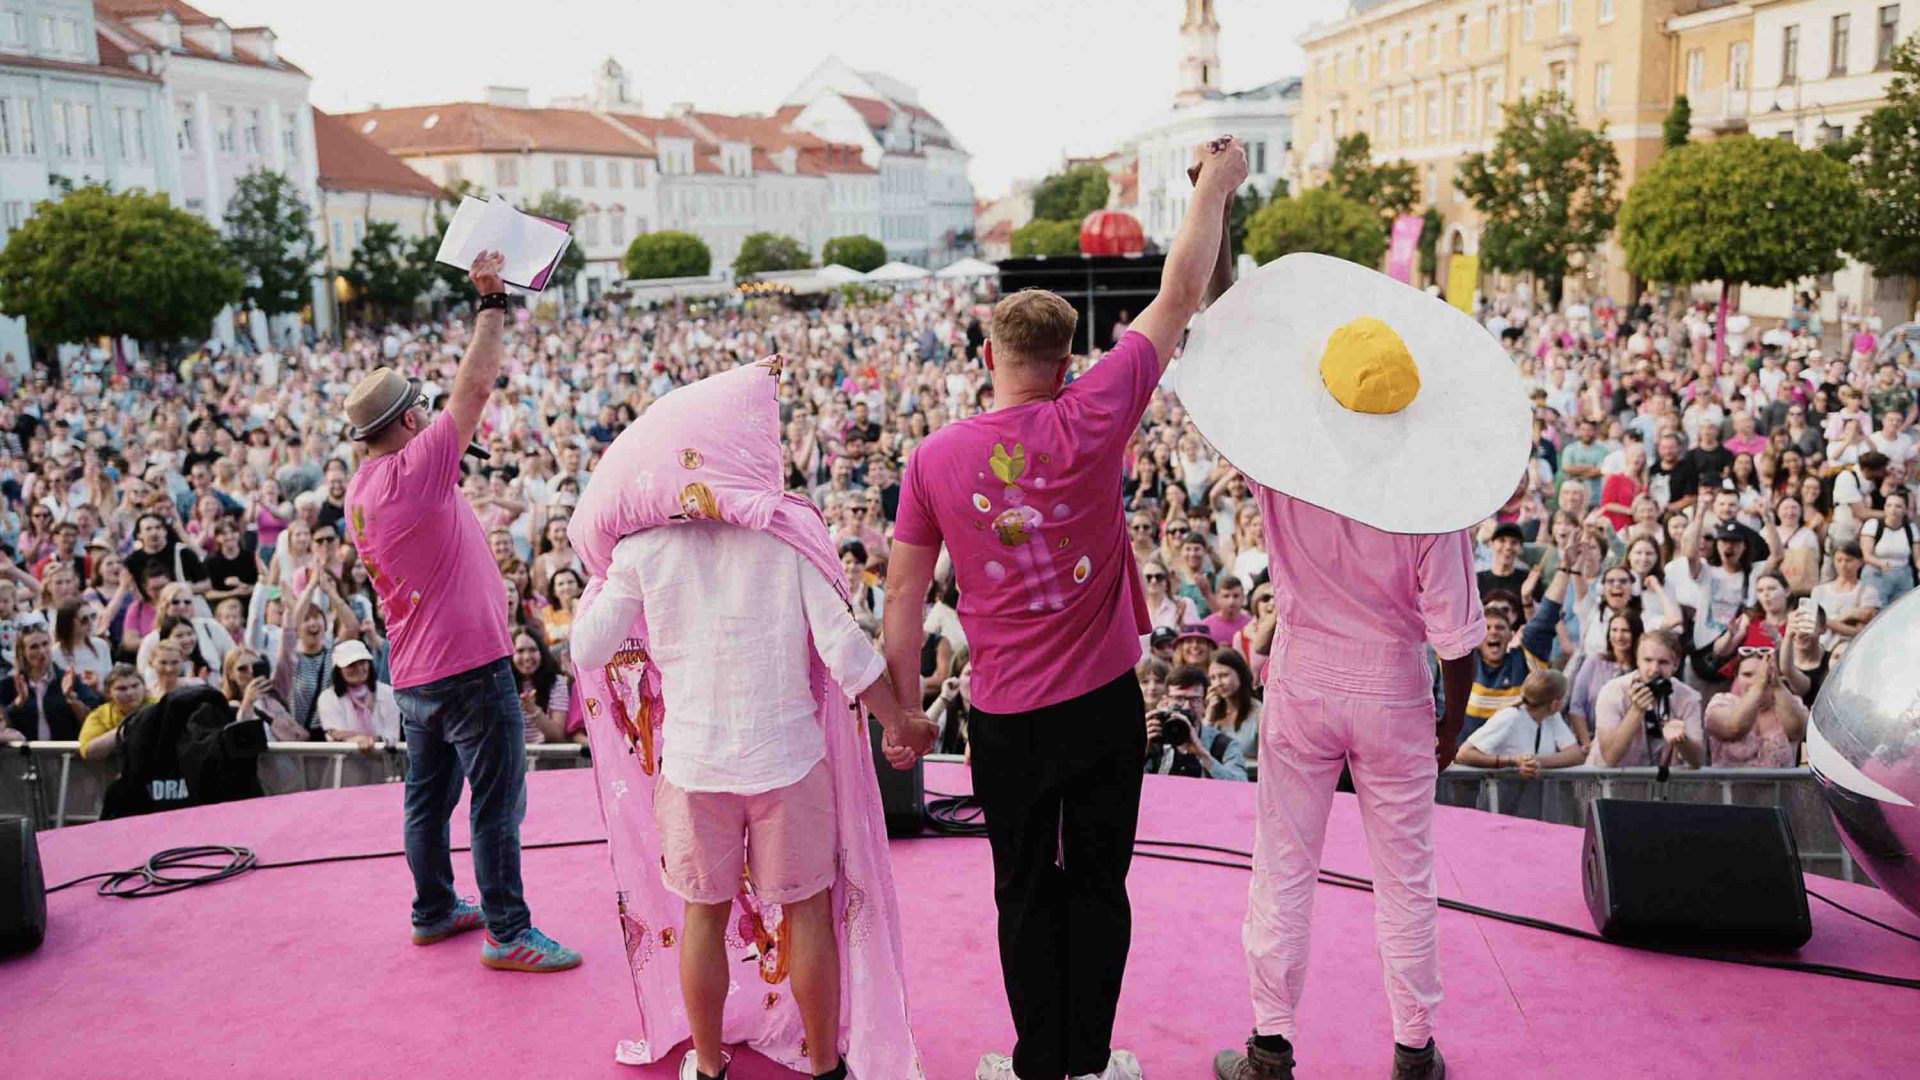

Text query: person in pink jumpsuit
(1214, 489), (1484, 1080)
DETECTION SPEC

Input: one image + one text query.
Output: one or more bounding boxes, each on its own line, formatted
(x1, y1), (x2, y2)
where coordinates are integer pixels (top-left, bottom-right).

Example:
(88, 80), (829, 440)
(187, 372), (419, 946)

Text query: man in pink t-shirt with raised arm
(343, 251), (580, 974)
(883, 137), (1248, 1080)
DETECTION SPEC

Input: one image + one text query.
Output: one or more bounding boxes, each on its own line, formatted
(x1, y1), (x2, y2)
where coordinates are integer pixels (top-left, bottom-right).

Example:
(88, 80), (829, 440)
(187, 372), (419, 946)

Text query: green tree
(519, 190), (586, 291)
(1663, 95), (1692, 149)
(1455, 92), (1621, 308)
(1851, 36), (1920, 294)
(1244, 188), (1388, 269)
(1010, 219), (1083, 257)
(625, 230), (712, 279)
(1325, 132), (1419, 224)
(733, 232), (811, 277)
(822, 234), (887, 273)
(1418, 206), (1445, 280)
(343, 221), (434, 324)
(1620, 136), (1859, 363)
(1031, 164), (1111, 224)
(1229, 180), (1285, 258)
(223, 169), (321, 321)
(0, 185), (241, 355)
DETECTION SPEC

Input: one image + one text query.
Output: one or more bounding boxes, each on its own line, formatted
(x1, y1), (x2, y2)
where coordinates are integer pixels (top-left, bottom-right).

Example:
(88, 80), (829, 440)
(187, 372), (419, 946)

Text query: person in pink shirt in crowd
(343, 252), (581, 974)
(1184, 255), (1531, 1080)
(1200, 575), (1253, 645)
(883, 137), (1248, 1080)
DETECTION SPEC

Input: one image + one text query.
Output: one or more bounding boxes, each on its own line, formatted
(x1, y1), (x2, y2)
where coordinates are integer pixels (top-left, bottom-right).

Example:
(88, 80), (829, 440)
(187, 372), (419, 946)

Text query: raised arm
(1129, 138), (1247, 371)
(445, 251), (510, 449)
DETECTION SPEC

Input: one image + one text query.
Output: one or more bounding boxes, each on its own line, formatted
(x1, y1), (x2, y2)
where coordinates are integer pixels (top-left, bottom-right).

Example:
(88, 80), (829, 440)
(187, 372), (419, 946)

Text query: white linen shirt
(571, 523), (886, 795)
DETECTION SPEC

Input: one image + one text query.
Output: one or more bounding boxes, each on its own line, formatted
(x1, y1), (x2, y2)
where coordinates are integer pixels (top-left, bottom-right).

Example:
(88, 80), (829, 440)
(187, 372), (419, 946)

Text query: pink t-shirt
(895, 331), (1158, 713)
(345, 412), (512, 689)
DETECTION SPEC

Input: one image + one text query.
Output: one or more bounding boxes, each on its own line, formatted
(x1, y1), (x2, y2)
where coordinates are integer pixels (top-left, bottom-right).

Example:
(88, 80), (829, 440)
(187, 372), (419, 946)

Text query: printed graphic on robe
(678, 482), (720, 521)
(599, 642), (663, 774)
(726, 873), (793, 987)
(973, 442), (1081, 612)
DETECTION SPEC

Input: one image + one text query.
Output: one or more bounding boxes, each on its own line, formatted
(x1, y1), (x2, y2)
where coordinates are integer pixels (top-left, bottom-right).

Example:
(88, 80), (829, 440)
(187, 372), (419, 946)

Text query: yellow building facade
(1295, 0), (1695, 301)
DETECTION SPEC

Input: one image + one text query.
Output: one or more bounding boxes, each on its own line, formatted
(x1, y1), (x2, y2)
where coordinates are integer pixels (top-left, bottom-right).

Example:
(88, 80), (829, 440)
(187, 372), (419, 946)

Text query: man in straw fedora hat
(1185, 254), (1533, 1080)
(342, 251), (581, 973)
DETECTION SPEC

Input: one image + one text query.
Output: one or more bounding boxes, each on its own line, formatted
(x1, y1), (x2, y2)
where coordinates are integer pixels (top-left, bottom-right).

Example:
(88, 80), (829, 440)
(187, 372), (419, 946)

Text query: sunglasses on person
(315, 535), (340, 545)
(1131, 522), (1155, 533)
(1143, 572), (1167, 582)
(1737, 646), (1776, 659)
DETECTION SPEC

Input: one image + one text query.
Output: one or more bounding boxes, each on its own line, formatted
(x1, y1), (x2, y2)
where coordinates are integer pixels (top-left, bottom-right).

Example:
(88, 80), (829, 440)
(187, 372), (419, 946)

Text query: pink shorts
(653, 759), (838, 906)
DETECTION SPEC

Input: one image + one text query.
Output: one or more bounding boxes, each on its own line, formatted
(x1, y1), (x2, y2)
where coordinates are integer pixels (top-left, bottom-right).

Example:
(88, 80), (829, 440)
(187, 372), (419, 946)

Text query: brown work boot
(1390, 1040), (1445, 1080)
(1213, 1037), (1294, 1080)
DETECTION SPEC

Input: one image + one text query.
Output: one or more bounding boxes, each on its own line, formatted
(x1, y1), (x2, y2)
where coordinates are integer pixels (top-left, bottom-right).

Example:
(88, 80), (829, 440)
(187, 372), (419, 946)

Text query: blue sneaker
(412, 899), (485, 945)
(481, 926), (582, 972)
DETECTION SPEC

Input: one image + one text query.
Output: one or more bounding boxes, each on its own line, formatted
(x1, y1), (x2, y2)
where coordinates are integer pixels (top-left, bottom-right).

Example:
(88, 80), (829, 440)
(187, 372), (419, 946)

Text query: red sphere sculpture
(1079, 210), (1145, 256)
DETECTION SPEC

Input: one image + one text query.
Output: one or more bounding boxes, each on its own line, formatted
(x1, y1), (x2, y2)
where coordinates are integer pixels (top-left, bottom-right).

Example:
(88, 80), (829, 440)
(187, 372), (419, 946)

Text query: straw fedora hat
(345, 368), (422, 442)
(1175, 253), (1531, 534)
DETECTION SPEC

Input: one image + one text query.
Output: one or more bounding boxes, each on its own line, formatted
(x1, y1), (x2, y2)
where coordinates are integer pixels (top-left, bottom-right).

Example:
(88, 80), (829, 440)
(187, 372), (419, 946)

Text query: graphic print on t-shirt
(972, 441), (1090, 612)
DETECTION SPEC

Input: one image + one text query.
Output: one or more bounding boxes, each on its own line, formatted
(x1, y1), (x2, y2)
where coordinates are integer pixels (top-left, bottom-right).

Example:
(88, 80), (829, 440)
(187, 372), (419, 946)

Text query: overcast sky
(208, 0), (1326, 197)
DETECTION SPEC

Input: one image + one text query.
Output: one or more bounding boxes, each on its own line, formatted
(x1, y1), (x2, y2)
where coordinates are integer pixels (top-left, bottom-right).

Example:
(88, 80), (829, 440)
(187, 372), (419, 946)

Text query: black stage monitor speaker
(868, 718), (925, 838)
(1582, 798), (1811, 949)
(1, 814), (47, 956)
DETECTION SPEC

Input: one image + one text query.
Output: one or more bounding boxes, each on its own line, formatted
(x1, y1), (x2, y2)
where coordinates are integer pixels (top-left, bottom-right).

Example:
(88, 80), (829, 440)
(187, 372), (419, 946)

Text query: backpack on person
(101, 686), (264, 819)
(1861, 516), (1919, 570)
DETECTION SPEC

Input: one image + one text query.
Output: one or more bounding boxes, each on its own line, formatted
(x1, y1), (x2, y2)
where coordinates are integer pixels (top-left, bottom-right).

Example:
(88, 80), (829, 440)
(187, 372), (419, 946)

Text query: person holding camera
(1144, 665), (1248, 781)
(1588, 628), (1706, 767)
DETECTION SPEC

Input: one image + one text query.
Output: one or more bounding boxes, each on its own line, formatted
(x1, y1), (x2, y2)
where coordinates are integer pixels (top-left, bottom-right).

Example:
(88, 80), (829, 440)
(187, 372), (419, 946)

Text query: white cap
(332, 639), (374, 671)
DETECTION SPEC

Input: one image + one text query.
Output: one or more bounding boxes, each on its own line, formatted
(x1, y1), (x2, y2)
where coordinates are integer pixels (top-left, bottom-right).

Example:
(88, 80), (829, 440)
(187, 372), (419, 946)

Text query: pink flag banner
(1386, 214), (1424, 283)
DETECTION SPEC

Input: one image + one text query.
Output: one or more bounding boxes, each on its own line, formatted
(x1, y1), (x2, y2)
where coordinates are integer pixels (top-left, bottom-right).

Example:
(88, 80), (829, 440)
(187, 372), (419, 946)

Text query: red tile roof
(312, 108), (443, 198)
(345, 103), (656, 158)
(95, 2), (309, 75)
(842, 95), (895, 130)
(7, 31), (162, 82)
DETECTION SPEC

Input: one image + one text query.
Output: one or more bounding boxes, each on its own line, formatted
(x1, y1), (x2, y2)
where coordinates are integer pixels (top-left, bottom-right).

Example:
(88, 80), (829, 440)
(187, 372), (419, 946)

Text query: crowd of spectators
(1, 278), (1914, 794)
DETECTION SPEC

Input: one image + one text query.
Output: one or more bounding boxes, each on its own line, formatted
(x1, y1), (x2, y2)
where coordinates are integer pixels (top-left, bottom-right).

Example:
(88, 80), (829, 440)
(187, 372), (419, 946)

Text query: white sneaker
(679, 1049), (730, 1080)
(977, 1052), (1021, 1080)
(1073, 1049), (1143, 1080)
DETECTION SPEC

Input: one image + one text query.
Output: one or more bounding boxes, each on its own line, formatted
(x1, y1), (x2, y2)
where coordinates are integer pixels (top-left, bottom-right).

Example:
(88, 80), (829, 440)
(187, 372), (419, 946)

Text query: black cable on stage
(43, 797), (1920, 990)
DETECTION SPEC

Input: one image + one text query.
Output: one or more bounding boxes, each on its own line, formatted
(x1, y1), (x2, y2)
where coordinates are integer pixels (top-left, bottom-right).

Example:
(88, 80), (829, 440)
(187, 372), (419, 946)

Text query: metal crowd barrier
(0, 745), (1860, 884)
(0, 740), (591, 832)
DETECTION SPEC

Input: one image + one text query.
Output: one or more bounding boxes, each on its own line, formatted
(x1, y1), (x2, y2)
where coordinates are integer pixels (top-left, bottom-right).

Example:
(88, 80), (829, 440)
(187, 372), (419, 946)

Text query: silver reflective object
(1808, 589), (1920, 918)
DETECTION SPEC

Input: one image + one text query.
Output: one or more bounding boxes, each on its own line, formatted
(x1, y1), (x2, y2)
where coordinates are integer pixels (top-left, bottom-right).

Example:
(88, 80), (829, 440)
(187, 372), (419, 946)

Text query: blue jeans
(398, 657), (530, 942)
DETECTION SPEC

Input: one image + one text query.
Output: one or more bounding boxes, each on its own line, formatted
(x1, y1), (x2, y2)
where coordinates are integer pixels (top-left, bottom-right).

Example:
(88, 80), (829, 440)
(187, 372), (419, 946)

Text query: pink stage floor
(6, 764), (1920, 1080)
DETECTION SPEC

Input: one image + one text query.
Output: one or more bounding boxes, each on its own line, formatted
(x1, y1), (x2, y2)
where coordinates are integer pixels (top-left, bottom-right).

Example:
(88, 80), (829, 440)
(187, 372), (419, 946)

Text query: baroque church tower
(1176, 0), (1222, 106)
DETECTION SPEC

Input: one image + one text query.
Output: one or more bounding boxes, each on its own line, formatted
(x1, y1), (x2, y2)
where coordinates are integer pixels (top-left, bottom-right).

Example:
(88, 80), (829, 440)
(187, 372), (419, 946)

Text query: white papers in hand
(434, 196), (572, 292)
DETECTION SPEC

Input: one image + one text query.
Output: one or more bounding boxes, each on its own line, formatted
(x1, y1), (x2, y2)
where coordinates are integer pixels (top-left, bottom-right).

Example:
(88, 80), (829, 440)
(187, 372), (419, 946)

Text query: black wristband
(477, 292), (510, 313)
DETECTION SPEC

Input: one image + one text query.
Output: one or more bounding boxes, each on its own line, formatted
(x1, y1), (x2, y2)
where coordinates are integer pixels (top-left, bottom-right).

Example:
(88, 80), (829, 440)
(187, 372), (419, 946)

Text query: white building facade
(1745, 0), (1919, 328)
(96, 1), (326, 344)
(0, 0), (171, 362)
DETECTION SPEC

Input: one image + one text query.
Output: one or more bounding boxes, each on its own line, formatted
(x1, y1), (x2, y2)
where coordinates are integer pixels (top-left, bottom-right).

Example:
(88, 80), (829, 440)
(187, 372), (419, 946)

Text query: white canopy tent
(935, 257), (1000, 280)
(866, 261), (932, 282)
(817, 264), (867, 284)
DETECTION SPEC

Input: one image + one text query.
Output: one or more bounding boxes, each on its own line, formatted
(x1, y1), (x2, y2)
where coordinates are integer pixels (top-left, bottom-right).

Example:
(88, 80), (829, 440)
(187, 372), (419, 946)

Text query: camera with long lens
(1151, 707), (1194, 750)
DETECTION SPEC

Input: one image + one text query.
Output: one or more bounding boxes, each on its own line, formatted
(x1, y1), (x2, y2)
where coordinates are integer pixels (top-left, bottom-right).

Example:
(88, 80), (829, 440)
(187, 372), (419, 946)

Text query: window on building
(36, 14), (49, 48)
(1484, 81), (1501, 130)
(50, 101), (68, 157)
(1595, 62), (1613, 111)
(217, 106), (236, 153)
(112, 107), (127, 159)
(60, 17), (77, 53)
(1401, 31), (1412, 68)
(581, 159), (596, 186)
(610, 213), (625, 246)
(0, 99), (12, 155)
(1520, 77), (1535, 100)
(1357, 45), (1366, 80)
(632, 160), (644, 187)
(1832, 14), (1852, 76)
(1488, 5), (1501, 47)
(495, 157), (518, 187)
(283, 128), (297, 161)
(352, 219), (364, 244)
(1601, 0), (1615, 24)
(1424, 165), (1437, 205)
(1453, 84), (1469, 131)
(606, 161), (622, 189)
(1252, 140), (1267, 174)
(17, 99), (33, 155)
(581, 212), (600, 246)
(1783, 24), (1800, 83)
(1429, 23), (1439, 61)
(2, 11), (25, 48)
(332, 220), (345, 252)
(1879, 6), (1901, 70)
(1522, 4), (1535, 40)
(3, 201), (25, 232)
(1457, 14), (1470, 54)
(1687, 49), (1706, 97)
(1426, 92), (1440, 136)
(1376, 37), (1388, 73)
(1557, 0), (1573, 33)
(553, 158), (569, 186)
(1731, 42), (1750, 91)
(76, 103), (93, 158)
(1400, 99), (1414, 142)
(178, 114), (194, 152)
(1374, 102), (1387, 140)
(243, 109), (261, 154)
(1551, 62), (1572, 104)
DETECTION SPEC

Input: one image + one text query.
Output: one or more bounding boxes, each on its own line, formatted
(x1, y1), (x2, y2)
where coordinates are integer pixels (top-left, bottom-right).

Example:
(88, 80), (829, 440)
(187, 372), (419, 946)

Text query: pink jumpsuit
(1244, 489), (1485, 1049)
